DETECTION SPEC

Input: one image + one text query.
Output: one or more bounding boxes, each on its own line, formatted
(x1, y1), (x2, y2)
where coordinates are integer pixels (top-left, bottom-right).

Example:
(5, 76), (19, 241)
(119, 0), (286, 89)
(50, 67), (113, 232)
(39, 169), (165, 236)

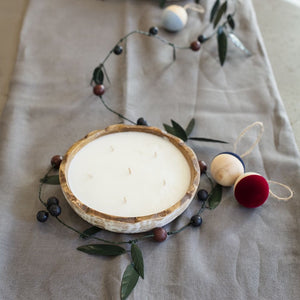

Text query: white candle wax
(67, 131), (191, 217)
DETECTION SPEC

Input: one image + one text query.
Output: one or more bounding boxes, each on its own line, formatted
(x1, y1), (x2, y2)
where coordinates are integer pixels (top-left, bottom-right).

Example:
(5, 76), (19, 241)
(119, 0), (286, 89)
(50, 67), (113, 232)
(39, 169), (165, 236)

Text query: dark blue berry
(48, 204), (61, 217)
(190, 215), (202, 227)
(197, 189), (208, 201)
(149, 26), (159, 35)
(47, 196), (59, 208)
(197, 35), (206, 43)
(137, 117), (149, 126)
(37, 210), (49, 222)
(113, 45), (123, 55)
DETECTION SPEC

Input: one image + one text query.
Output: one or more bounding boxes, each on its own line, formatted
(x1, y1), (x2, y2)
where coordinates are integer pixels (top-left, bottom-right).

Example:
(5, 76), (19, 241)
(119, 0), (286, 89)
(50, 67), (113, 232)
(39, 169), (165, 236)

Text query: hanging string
(183, 3), (205, 14)
(268, 180), (294, 201)
(233, 121), (264, 158)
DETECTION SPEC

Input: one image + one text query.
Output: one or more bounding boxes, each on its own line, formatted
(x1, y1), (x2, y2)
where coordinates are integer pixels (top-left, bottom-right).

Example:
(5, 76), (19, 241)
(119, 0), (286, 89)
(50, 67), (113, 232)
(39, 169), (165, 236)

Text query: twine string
(268, 180), (294, 201)
(184, 3), (205, 14)
(233, 121), (264, 158)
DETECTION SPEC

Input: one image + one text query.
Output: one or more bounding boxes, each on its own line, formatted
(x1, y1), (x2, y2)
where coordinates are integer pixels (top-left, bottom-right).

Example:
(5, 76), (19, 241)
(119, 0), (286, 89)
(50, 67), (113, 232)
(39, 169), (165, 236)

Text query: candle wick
(154, 151), (157, 158)
(123, 197), (127, 204)
(128, 167), (132, 175)
(163, 179), (166, 186)
(110, 146), (114, 152)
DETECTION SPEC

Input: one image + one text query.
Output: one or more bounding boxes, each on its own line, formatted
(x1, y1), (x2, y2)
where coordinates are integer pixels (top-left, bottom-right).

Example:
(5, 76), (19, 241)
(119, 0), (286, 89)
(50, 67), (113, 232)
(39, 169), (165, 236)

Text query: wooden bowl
(59, 124), (200, 233)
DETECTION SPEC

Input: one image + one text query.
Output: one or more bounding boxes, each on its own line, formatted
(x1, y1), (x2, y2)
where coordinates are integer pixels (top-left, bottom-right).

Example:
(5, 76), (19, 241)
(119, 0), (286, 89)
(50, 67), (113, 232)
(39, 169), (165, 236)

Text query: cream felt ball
(210, 152), (245, 187)
(234, 172), (269, 208)
(161, 5), (188, 32)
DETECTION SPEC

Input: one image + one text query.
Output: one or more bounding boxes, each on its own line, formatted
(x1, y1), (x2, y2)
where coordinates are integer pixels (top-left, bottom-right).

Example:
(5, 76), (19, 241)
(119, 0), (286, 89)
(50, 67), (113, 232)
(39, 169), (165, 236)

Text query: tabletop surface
(0, 1), (299, 300)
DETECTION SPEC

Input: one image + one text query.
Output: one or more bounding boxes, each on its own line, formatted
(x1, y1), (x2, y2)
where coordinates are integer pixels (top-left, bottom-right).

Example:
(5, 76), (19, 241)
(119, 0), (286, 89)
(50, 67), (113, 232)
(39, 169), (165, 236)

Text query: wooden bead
(161, 5), (188, 32)
(210, 152), (245, 187)
(93, 84), (105, 96)
(190, 41), (201, 51)
(234, 172), (269, 208)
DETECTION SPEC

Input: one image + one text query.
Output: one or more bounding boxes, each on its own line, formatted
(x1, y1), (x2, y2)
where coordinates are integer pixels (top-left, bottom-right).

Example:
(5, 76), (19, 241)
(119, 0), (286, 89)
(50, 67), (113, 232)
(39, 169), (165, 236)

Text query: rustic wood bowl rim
(59, 124), (200, 228)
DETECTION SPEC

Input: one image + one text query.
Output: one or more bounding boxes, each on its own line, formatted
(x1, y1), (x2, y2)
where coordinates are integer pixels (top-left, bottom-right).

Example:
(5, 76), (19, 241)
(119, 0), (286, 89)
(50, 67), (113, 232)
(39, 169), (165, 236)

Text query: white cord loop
(268, 180), (294, 201)
(184, 3), (205, 14)
(233, 121), (264, 158)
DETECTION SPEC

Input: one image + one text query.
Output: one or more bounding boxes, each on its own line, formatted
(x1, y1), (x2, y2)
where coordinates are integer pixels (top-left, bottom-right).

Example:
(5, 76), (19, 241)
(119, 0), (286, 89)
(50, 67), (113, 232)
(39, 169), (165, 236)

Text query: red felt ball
(234, 172), (269, 208)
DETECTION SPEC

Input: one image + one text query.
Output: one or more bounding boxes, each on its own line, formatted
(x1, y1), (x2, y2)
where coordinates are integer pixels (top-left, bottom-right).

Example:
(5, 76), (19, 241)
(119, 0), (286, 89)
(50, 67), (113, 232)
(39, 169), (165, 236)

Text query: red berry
(153, 227), (167, 242)
(190, 41), (201, 51)
(93, 84), (105, 96)
(198, 160), (207, 174)
(51, 155), (63, 169)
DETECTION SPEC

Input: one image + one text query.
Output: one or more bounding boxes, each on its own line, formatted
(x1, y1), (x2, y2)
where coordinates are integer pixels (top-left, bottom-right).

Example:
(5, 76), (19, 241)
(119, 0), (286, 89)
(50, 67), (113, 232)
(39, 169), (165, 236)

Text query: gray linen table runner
(0, 0), (299, 299)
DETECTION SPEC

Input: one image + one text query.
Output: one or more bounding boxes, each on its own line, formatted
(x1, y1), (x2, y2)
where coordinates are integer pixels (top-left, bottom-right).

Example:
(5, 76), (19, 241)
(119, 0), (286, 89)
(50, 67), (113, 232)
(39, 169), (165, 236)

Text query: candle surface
(67, 132), (191, 217)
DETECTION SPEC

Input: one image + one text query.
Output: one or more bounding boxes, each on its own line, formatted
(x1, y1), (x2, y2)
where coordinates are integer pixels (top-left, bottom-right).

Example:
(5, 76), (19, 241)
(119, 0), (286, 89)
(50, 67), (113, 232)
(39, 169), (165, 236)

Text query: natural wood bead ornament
(210, 152), (245, 187)
(161, 4), (205, 32)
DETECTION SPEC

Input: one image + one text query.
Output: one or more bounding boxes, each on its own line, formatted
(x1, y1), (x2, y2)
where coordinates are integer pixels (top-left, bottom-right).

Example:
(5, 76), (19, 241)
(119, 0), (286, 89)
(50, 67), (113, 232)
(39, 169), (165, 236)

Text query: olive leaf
(131, 243), (144, 279)
(185, 118), (195, 137)
(121, 264), (140, 300)
(163, 120), (188, 141)
(217, 26), (227, 66)
(210, 0), (220, 22)
(213, 1), (228, 29)
(208, 184), (223, 209)
(188, 137), (227, 144)
(227, 14), (235, 30)
(40, 175), (60, 185)
(171, 120), (188, 141)
(80, 226), (102, 239)
(163, 123), (176, 136)
(77, 244), (126, 256)
(92, 67), (104, 85)
(159, 0), (166, 8)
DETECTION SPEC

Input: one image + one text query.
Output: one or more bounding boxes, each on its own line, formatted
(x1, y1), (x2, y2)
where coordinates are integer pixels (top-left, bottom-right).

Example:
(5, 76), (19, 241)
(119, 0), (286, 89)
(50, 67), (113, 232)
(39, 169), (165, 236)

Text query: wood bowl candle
(59, 124), (200, 233)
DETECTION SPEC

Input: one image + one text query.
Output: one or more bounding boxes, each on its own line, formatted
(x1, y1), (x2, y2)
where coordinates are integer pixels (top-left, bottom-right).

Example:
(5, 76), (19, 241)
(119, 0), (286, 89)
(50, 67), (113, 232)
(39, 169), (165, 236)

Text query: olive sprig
(198, 0), (251, 65)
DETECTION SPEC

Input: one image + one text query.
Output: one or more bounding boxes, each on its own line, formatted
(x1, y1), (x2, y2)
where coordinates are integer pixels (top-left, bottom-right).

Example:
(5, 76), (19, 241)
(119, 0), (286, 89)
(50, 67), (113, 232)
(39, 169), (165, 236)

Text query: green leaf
(159, 0), (166, 8)
(163, 123), (176, 136)
(93, 67), (104, 84)
(213, 1), (227, 29)
(171, 120), (188, 141)
(227, 14), (235, 30)
(208, 184), (223, 209)
(210, 0), (220, 22)
(77, 244), (126, 256)
(188, 137), (227, 144)
(217, 26), (227, 66)
(80, 226), (102, 239)
(121, 264), (139, 300)
(185, 118), (195, 137)
(131, 244), (144, 279)
(40, 175), (60, 185)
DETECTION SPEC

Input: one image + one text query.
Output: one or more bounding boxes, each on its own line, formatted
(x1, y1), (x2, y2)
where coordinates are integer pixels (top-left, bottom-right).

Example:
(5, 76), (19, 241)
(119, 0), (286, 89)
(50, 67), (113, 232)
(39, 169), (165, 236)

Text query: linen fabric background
(0, 0), (299, 299)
